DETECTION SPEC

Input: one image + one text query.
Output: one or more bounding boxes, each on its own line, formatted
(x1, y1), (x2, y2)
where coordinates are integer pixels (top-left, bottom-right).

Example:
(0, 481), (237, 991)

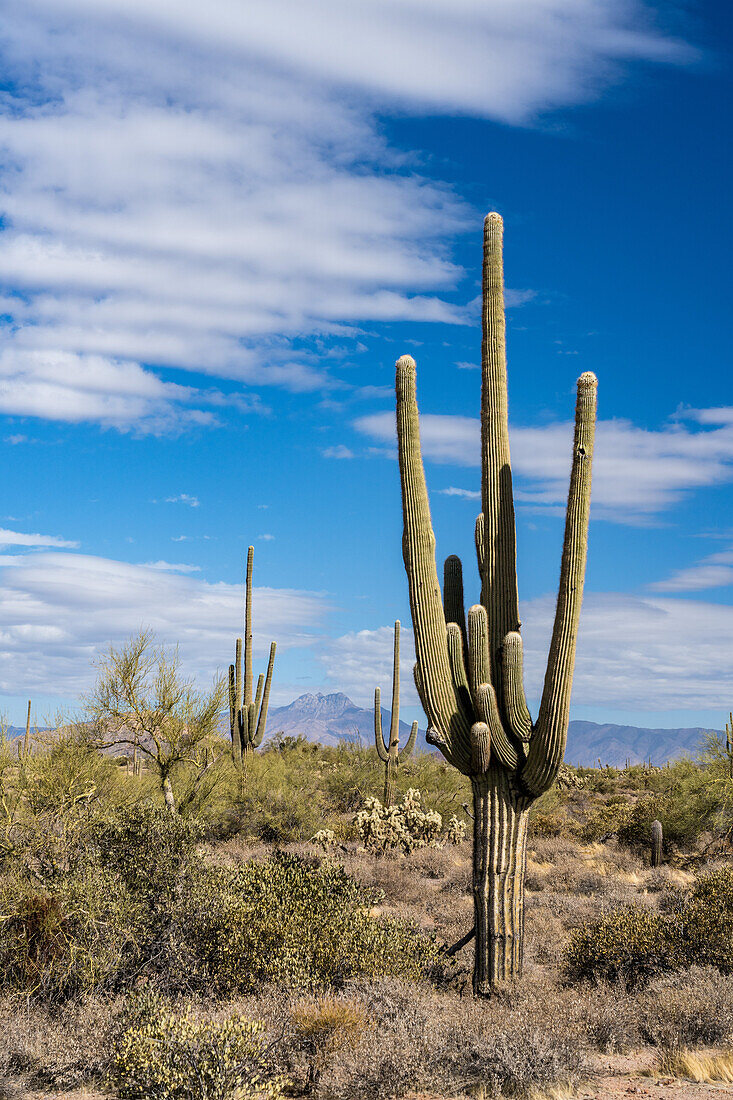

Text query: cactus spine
(395, 213), (596, 994)
(229, 546), (276, 765)
(651, 819), (663, 867)
(374, 621), (418, 806)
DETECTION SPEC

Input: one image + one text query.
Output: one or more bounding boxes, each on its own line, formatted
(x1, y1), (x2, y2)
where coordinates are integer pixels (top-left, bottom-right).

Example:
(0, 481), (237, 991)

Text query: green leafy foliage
(175, 851), (439, 992)
(565, 866), (733, 987)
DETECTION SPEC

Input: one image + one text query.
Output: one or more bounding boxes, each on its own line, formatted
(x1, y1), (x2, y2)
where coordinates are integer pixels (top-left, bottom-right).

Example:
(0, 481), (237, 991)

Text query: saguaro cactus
(22, 699), (31, 758)
(651, 819), (663, 867)
(229, 546), (276, 765)
(395, 213), (597, 994)
(374, 621), (418, 806)
(727, 713), (732, 779)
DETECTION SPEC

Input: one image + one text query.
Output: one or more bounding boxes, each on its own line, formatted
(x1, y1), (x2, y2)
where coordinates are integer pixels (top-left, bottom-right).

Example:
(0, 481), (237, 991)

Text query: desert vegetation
(1, 720), (733, 1099)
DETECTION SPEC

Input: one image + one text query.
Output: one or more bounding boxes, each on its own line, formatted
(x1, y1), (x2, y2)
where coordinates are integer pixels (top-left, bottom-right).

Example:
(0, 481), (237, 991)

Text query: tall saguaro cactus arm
(522, 371), (596, 794)
(394, 212), (597, 994)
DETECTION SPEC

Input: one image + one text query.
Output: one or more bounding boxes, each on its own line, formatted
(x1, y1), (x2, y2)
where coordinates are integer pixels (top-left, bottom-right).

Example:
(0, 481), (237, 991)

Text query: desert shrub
(580, 800), (632, 842)
(175, 851), (439, 992)
(565, 866), (733, 987)
(355, 789), (446, 852)
(674, 865), (733, 972)
(641, 967), (733, 1049)
(92, 802), (203, 905)
(0, 867), (141, 1001)
(112, 989), (285, 1100)
(564, 906), (678, 987)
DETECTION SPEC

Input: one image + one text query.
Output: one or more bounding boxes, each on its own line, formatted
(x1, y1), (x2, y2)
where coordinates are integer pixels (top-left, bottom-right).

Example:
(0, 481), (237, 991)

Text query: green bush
(675, 866), (733, 972)
(112, 989), (285, 1099)
(564, 906), (678, 988)
(175, 851), (439, 992)
(0, 866), (141, 1001)
(93, 802), (203, 904)
(565, 866), (733, 987)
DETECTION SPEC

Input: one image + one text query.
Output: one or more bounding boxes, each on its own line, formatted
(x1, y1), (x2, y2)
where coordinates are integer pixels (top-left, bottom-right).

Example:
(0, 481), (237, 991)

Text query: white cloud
(320, 625), (419, 710)
(0, 2), (689, 428)
(438, 486), (481, 500)
(0, 527), (79, 550)
(164, 494), (200, 508)
(321, 592), (733, 715)
(521, 592), (733, 712)
(355, 406), (733, 522)
(322, 445), (355, 460)
(258, 534), (275, 541)
(650, 546), (733, 593)
(0, 549), (331, 698)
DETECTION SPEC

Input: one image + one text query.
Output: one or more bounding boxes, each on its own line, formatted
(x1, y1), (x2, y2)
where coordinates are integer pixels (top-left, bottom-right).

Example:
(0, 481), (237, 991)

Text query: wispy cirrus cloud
(650, 546), (733, 593)
(0, 1), (690, 430)
(355, 406), (733, 523)
(0, 527), (79, 550)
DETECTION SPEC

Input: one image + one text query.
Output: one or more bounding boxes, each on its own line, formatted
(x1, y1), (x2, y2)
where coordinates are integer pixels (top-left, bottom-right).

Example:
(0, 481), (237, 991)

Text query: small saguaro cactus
(374, 621), (418, 807)
(22, 699), (31, 758)
(229, 546), (276, 765)
(395, 212), (597, 994)
(651, 819), (663, 867)
(727, 713), (733, 779)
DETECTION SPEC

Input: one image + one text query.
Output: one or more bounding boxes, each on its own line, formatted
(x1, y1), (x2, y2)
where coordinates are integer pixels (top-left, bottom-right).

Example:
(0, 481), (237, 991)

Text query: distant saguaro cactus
(651, 819), (663, 867)
(727, 713), (733, 779)
(395, 213), (597, 994)
(22, 699), (31, 758)
(374, 621), (418, 806)
(229, 546), (276, 765)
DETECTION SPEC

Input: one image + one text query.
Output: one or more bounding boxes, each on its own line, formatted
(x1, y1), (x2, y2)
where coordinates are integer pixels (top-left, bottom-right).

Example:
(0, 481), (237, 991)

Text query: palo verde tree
(395, 213), (597, 994)
(374, 620), (418, 806)
(88, 629), (226, 813)
(229, 546), (276, 765)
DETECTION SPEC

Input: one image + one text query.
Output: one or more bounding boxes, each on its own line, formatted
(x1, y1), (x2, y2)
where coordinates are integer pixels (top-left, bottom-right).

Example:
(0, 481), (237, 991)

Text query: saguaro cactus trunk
(229, 546), (276, 765)
(395, 213), (597, 994)
(374, 621), (418, 806)
(650, 819), (663, 867)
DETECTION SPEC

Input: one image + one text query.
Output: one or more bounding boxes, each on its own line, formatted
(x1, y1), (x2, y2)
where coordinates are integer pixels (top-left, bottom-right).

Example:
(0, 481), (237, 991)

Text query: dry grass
(655, 1047), (733, 1084)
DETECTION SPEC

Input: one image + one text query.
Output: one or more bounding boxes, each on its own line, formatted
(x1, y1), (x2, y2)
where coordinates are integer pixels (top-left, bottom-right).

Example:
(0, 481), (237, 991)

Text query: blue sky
(0, 0), (730, 731)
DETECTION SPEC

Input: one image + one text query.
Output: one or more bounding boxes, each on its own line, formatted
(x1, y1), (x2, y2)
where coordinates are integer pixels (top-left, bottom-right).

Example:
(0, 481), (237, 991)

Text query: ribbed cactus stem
(394, 213), (596, 993)
(472, 767), (530, 993)
(23, 699), (31, 758)
(229, 546), (276, 766)
(651, 819), (663, 867)
(727, 713), (732, 779)
(374, 621), (418, 806)
(481, 213), (520, 693)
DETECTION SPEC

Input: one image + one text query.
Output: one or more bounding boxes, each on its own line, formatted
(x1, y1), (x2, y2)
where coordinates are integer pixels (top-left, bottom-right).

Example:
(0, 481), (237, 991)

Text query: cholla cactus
(355, 789), (443, 852)
(395, 213), (596, 993)
(445, 814), (467, 845)
(229, 546), (276, 766)
(312, 829), (338, 852)
(374, 621), (418, 806)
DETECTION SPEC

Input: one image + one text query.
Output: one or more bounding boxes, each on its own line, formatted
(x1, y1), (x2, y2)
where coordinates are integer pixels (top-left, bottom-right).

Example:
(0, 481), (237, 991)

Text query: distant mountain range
(5, 693), (720, 768)
(265, 692), (721, 767)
